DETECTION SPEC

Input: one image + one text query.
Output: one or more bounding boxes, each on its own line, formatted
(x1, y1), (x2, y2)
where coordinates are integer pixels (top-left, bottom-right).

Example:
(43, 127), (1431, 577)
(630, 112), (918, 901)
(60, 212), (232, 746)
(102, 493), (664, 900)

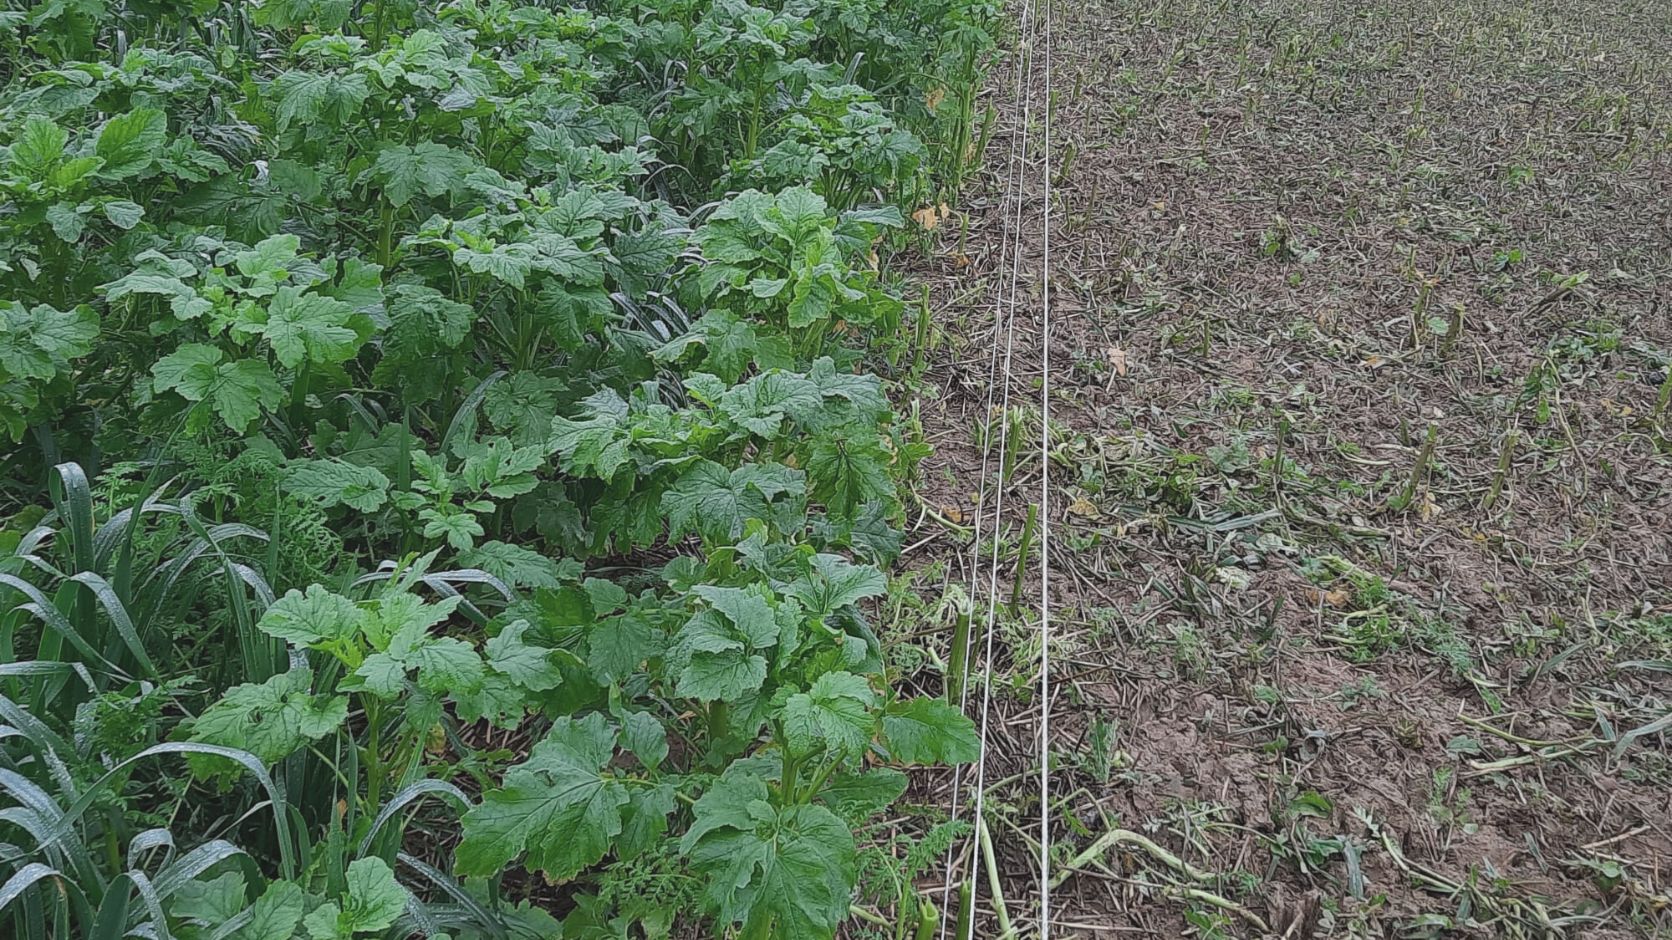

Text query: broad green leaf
(583, 577), (628, 616)
(9, 117), (68, 179)
(0, 301), (97, 381)
(782, 553), (886, 618)
(102, 200), (145, 229)
(548, 397), (631, 479)
(535, 282), (612, 351)
(359, 606), (485, 696)
(692, 585), (779, 648)
(677, 645), (766, 702)
(484, 372), (565, 446)
(719, 371), (820, 439)
(261, 287), (360, 367)
(663, 460), (805, 542)
(401, 635), (484, 693)
(771, 186), (830, 236)
(363, 593), (460, 650)
(529, 232), (605, 283)
(101, 268), (211, 320)
(808, 356), (888, 419)
(302, 858), (407, 938)
(421, 508), (485, 550)
(670, 590), (777, 702)
(46, 202), (85, 242)
(95, 108), (167, 179)
(618, 709), (668, 769)
(286, 458), (390, 511)
(453, 672), (528, 729)
(237, 881), (306, 940)
(819, 768), (909, 821)
(271, 69), (370, 134)
(187, 667), (347, 769)
(682, 769), (856, 939)
(485, 619), (563, 691)
(370, 141), (474, 206)
(586, 613), (662, 684)
(322, 256), (384, 316)
(806, 433), (894, 517)
(384, 284), (472, 347)
(692, 310), (758, 383)
(618, 783), (676, 861)
(786, 272), (836, 328)
(458, 438), (544, 498)
(342, 858), (408, 933)
(169, 871), (246, 927)
(608, 226), (683, 291)
(880, 698), (979, 765)
(460, 541), (566, 590)
(456, 713), (629, 881)
(454, 242), (536, 288)
(351, 653), (407, 697)
(234, 235), (302, 296)
(150, 344), (283, 432)
(781, 671), (874, 757)
(258, 584), (363, 648)
(373, 284), (472, 393)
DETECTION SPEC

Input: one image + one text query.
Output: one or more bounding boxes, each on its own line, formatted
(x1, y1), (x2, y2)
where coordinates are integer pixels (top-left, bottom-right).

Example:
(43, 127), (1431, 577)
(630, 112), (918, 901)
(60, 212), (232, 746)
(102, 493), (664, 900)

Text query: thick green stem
(976, 815), (1013, 936)
(370, 0), (389, 52)
(797, 757), (842, 805)
(1389, 421), (1438, 513)
(744, 82), (767, 160)
(708, 700), (729, 749)
(375, 200), (395, 270)
(910, 285), (932, 374)
(946, 608), (971, 703)
(778, 744), (799, 804)
(1008, 503), (1038, 617)
(912, 899), (938, 940)
(954, 879), (974, 940)
(1482, 429), (1517, 510)
(363, 698), (383, 809)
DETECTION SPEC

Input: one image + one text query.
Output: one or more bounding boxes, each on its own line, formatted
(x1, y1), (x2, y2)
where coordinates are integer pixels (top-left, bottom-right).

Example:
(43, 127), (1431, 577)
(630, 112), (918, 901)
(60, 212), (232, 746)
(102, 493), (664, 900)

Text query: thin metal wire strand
(936, 0), (1042, 934)
(1037, 0), (1055, 931)
(958, 2), (1046, 936)
(937, 0), (1038, 889)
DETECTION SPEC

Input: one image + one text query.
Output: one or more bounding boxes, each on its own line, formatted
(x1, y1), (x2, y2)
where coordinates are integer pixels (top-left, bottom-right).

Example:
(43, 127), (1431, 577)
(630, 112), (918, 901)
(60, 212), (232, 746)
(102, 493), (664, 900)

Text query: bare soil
(892, 0), (1672, 936)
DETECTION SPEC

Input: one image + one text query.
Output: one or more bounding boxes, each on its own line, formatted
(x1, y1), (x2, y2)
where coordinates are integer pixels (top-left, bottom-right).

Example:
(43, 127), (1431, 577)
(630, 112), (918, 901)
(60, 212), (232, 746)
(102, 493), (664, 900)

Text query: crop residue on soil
(895, 0), (1672, 936)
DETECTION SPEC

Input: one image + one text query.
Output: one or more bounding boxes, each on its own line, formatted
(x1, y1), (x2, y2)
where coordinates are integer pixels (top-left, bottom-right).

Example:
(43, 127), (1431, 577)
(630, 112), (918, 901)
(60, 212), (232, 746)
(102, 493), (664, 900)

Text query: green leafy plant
(1, 0), (996, 935)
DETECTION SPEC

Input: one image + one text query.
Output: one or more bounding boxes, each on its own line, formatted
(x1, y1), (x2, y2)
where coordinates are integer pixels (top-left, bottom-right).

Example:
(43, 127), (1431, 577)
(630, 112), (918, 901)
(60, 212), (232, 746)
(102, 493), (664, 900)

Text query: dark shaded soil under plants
(892, 0), (1672, 936)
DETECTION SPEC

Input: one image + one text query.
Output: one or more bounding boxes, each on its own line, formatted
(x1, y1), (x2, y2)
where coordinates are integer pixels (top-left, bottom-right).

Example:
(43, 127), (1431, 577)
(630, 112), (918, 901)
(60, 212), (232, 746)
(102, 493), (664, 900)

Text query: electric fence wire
(935, 0), (1043, 934)
(933, 7), (1033, 917)
(1036, 0), (1054, 931)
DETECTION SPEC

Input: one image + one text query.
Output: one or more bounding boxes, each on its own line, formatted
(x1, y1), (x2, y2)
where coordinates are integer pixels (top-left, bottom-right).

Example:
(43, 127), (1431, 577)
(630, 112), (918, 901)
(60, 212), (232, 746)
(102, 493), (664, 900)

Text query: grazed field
(896, 0), (1672, 935)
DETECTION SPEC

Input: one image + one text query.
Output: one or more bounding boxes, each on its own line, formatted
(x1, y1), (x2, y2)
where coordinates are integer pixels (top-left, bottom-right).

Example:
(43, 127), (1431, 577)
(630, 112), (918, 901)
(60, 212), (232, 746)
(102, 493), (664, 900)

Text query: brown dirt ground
(890, 0), (1672, 937)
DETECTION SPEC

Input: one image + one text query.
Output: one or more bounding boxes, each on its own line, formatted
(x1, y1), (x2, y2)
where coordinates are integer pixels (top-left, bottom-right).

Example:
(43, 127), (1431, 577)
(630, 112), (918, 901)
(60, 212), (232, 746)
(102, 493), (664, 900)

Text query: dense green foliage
(0, 0), (994, 936)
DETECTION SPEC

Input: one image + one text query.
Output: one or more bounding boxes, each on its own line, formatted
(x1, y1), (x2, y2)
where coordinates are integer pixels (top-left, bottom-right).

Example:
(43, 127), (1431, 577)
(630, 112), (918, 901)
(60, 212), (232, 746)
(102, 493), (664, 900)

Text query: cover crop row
(0, 1), (995, 937)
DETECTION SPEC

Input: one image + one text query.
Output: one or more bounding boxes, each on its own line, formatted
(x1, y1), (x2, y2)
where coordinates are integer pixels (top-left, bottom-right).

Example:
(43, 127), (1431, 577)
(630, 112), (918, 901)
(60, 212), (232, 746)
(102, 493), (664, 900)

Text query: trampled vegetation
(0, 1), (998, 936)
(902, 0), (1670, 936)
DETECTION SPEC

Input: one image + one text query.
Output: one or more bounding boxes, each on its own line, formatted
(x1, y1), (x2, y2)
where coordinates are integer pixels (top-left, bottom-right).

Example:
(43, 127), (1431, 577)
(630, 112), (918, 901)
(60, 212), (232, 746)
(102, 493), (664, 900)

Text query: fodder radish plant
(0, 1), (995, 937)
